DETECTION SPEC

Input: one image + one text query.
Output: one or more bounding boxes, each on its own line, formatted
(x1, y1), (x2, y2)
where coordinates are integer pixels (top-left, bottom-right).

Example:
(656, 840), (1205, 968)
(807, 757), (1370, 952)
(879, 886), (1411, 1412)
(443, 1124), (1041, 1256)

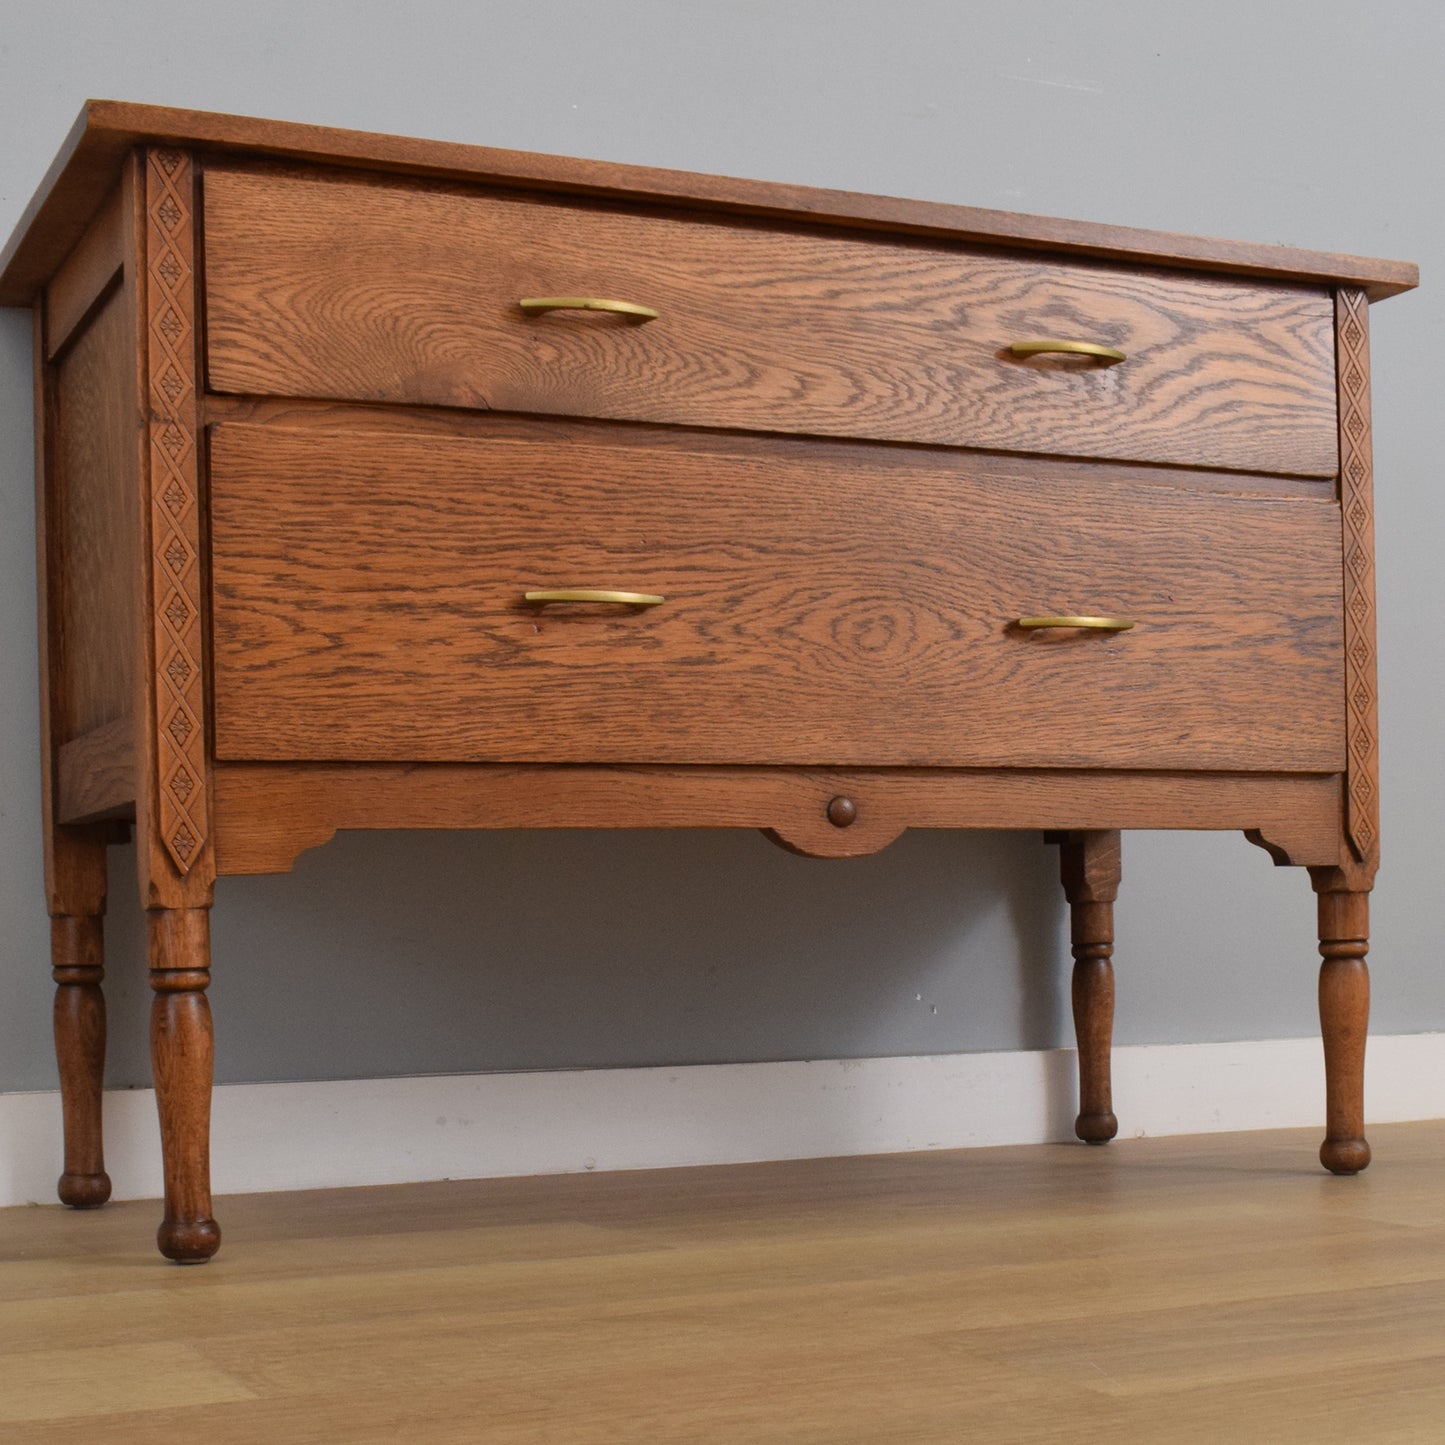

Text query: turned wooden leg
(1052, 830), (1122, 1144)
(148, 907), (220, 1262)
(51, 913), (112, 1208)
(1309, 876), (1371, 1175)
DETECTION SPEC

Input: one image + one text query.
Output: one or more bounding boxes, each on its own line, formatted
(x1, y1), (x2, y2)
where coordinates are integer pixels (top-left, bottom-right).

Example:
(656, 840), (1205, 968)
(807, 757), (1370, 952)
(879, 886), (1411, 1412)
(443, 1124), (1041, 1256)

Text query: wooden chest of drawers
(0, 102), (1416, 1261)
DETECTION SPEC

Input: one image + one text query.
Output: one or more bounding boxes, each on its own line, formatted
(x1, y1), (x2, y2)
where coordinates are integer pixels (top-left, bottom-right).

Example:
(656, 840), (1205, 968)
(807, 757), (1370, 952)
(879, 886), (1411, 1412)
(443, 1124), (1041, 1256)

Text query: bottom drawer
(209, 422), (1345, 772)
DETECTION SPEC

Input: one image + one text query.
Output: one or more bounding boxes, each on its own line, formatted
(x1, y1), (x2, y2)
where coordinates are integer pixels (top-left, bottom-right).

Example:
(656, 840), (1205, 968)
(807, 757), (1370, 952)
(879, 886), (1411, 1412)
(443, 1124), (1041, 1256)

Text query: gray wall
(1, 1), (1439, 1093)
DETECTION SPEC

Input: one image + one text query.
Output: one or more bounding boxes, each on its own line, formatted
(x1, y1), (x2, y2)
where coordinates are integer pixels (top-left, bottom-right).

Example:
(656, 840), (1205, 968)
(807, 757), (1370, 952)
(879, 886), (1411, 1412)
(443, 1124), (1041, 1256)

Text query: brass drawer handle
(519, 296), (659, 321)
(1016, 615), (1135, 632)
(524, 589), (665, 607)
(1008, 339), (1126, 365)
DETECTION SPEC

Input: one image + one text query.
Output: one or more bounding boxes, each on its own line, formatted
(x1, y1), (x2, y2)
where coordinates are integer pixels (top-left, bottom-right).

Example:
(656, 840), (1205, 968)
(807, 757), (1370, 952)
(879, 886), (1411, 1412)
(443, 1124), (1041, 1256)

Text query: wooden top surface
(0, 99), (1420, 307)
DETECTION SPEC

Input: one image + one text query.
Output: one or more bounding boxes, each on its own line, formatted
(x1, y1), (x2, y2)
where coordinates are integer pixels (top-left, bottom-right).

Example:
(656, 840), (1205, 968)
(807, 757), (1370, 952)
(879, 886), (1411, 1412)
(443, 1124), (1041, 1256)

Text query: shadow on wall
(93, 827), (1071, 1089)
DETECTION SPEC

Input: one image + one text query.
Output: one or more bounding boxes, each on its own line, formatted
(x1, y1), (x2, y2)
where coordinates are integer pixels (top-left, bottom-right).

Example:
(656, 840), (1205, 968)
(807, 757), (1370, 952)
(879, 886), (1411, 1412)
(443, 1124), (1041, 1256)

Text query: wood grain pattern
(52, 286), (137, 740)
(0, 99), (1420, 306)
(50, 914), (110, 1209)
(148, 907), (220, 1263)
(1055, 830), (1122, 1144)
(144, 148), (207, 879)
(1309, 877), (1371, 1174)
(210, 763), (1344, 873)
(6, 1123), (1445, 1439)
(57, 716), (135, 824)
(201, 393), (1341, 500)
(34, 216), (117, 1217)
(6, 109), (1415, 1247)
(1336, 289), (1379, 872)
(43, 182), (122, 360)
(202, 166), (1339, 477)
(209, 423), (1345, 771)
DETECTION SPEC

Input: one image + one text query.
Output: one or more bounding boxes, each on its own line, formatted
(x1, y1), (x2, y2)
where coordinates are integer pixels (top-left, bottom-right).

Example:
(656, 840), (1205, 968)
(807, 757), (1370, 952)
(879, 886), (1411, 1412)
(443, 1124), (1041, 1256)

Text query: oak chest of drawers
(0, 103), (1416, 1261)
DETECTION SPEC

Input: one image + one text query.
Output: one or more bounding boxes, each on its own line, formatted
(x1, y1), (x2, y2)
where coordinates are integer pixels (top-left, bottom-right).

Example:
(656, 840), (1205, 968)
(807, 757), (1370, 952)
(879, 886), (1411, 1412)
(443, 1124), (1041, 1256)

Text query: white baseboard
(2, 1034), (1442, 1207)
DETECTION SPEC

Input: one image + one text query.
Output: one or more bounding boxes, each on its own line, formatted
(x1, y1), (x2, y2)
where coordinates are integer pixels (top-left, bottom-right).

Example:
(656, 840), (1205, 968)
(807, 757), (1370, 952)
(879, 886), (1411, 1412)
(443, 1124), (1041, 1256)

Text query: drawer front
(203, 168), (1338, 477)
(209, 423), (1345, 771)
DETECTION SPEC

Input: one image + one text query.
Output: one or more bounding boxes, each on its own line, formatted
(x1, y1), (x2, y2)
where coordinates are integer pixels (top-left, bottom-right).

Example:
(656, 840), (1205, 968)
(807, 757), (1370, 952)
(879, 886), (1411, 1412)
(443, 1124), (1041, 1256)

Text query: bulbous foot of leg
(58, 1169), (112, 1208)
(157, 1215), (221, 1263)
(1076, 1111), (1119, 1144)
(1320, 1137), (1371, 1175)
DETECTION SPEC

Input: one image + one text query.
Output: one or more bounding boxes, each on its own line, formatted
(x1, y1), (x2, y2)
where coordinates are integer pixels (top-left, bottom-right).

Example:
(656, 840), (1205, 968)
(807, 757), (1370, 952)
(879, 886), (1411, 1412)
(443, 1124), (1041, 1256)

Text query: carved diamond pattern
(1336, 287), (1377, 867)
(148, 148), (206, 879)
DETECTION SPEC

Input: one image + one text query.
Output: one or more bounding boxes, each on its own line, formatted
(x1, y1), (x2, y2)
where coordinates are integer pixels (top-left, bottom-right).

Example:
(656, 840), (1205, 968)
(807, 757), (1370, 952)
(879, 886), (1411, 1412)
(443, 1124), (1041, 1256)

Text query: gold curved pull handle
(519, 297), (659, 321)
(1015, 615), (1135, 632)
(524, 589), (665, 607)
(1008, 339), (1126, 365)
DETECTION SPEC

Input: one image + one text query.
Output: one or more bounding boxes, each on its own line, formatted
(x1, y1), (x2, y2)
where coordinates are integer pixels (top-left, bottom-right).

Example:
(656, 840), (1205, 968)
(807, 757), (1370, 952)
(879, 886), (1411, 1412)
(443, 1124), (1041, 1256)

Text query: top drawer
(202, 166), (1338, 476)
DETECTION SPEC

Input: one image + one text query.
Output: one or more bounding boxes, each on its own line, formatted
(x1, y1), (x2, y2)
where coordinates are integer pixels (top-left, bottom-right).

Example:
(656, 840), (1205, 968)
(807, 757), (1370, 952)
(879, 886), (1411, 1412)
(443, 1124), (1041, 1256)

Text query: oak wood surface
(140, 149), (210, 890)
(208, 422), (1345, 771)
(43, 182), (123, 361)
(32, 306), (109, 921)
(52, 285), (137, 741)
(4, 106), (1411, 1253)
(49, 914), (110, 1209)
(2, 1122), (1443, 1441)
(1311, 879), (1372, 1175)
(56, 715), (135, 824)
(209, 764), (1345, 872)
(1336, 289), (1379, 875)
(147, 907), (220, 1263)
(1055, 830), (1122, 1144)
(0, 99), (1420, 306)
(201, 393), (1340, 500)
(203, 165), (1339, 477)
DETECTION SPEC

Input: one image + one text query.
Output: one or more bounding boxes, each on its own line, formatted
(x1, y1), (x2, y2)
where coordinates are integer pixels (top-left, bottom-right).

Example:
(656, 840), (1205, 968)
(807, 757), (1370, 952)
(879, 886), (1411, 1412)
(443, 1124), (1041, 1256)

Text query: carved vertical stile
(144, 149), (207, 878)
(1336, 288), (1379, 870)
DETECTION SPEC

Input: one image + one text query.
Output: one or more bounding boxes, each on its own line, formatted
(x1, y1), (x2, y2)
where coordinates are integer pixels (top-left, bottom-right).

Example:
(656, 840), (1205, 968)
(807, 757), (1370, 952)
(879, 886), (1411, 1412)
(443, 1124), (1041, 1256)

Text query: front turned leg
(149, 908), (221, 1262)
(1053, 830), (1122, 1143)
(52, 914), (111, 1208)
(1309, 875), (1371, 1175)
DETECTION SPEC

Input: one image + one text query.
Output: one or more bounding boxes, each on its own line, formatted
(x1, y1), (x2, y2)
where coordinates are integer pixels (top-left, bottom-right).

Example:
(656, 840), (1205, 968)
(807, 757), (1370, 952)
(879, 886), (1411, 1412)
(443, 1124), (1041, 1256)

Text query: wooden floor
(2, 1122), (1443, 1442)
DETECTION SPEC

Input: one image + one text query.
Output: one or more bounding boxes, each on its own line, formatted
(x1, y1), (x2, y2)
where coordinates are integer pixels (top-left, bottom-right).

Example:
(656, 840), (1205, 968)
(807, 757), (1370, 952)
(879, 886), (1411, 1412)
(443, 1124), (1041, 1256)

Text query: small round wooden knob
(826, 796), (858, 828)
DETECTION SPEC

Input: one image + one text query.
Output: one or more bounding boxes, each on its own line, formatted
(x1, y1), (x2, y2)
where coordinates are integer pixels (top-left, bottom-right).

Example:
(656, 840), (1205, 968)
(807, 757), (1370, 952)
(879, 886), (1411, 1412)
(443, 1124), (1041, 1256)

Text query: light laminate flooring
(3, 1121), (1444, 1442)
